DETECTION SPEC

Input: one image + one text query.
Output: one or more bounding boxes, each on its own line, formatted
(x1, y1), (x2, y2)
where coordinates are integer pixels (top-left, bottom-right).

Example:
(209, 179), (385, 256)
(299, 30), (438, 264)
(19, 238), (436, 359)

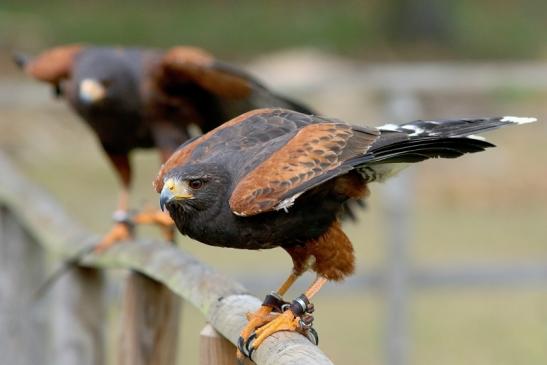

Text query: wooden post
(383, 90), (421, 365)
(200, 324), (252, 365)
(51, 267), (106, 365)
(118, 271), (182, 365)
(0, 204), (106, 365)
(0, 205), (50, 365)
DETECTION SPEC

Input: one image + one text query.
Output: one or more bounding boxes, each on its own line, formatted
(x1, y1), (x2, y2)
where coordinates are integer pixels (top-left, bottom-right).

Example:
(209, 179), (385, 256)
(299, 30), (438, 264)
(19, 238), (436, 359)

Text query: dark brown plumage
(155, 108), (536, 358)
(16, 45), (313, 246)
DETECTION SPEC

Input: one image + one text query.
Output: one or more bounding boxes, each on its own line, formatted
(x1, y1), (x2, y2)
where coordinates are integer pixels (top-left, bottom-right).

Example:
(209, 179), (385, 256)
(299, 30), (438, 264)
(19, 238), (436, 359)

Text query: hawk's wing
(157, 46), (258, 99)
(155, 47), (315, 115)
(228, 114), (379, 216)
(19, 44), (84, 83)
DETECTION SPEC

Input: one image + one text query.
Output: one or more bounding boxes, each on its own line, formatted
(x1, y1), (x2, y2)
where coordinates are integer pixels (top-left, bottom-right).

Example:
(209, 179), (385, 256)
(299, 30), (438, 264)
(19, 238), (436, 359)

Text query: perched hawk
(15, 45), (313, 247)
(155, 108), (536, 359)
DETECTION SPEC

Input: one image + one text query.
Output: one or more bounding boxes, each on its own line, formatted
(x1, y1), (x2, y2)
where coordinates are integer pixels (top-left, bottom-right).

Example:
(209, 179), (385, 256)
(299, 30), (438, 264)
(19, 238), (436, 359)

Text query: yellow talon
(250, 309), (299, 350)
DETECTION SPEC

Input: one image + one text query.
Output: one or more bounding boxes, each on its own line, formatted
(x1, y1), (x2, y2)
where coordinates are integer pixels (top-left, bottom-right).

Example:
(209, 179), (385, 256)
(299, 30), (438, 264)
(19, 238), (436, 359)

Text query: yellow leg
(250, 276), (327, 350)
(303, 276), (328, 299)
(96, 207), (175, 252)
(95, 221), (132, 252)
(95, 187), (133, 252)
(133, 210), (175, 242)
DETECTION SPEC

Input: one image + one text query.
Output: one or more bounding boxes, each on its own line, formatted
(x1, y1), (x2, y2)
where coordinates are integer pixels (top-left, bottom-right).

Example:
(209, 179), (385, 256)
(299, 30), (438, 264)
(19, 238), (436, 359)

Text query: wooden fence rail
(0, 151), (333, 364)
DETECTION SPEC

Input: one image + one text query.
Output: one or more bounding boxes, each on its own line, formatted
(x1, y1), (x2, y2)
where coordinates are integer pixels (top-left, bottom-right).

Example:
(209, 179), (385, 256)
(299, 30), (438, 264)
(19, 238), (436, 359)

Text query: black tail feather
(352, 137), (494, 167)
(371, 137), (494, 163)
(346, 115), (538, 182)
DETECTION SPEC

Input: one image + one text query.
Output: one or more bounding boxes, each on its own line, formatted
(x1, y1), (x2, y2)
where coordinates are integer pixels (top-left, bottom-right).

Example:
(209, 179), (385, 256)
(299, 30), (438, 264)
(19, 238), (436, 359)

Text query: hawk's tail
(352, 116), (537, 182)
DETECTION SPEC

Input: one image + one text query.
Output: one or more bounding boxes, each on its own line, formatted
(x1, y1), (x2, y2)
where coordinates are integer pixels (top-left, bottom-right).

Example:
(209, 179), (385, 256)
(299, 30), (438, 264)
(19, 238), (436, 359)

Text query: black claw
(237, 336), (247, 357)
(245, 332), (257, 355)
(248, 345), (256, 360)
(307, 327), (319, 346)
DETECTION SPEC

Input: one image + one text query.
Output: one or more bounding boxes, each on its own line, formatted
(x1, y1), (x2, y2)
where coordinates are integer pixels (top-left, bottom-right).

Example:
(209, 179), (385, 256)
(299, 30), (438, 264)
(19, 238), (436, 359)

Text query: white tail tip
(501, 116), (538, 125)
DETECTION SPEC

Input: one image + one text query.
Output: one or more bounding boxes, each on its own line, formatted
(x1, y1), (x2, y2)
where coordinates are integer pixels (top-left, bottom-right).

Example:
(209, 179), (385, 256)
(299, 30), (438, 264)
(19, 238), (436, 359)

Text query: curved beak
(160, 186), (173, 212)
(160, 178), (193, 211)
(79, 78), (106, 104)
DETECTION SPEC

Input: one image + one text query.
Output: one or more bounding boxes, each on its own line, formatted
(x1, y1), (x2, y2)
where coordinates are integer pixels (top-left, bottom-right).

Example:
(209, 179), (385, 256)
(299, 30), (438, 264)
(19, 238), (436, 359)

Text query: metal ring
(294, 297), (308, 313)
(112, 210), (130, 223)
(281, 303), (291, 312)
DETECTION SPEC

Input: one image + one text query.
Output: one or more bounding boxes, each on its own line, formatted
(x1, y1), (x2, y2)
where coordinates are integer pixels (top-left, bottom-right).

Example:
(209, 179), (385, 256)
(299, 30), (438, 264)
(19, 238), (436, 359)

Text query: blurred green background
(2, 0), (547, 60)
(1, 1), (546, 365)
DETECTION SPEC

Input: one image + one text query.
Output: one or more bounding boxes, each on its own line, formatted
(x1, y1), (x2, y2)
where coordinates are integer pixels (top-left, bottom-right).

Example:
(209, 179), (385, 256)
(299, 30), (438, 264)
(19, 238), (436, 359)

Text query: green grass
(0, 0), (377, 58)
(2, 0), (547, 60)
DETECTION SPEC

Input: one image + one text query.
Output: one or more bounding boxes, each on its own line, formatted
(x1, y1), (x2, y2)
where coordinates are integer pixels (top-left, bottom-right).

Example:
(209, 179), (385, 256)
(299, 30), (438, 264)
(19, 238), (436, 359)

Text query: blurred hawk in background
(15, 45), (313, 247)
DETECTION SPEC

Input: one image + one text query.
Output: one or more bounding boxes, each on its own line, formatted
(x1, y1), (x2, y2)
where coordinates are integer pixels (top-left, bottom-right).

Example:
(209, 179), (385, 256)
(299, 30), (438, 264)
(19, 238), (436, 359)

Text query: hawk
(155, 108), (536, 359)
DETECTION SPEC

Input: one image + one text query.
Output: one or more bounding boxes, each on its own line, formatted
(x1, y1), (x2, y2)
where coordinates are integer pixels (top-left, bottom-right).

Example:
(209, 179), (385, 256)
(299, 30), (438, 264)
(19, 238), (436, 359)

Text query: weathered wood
(51, 266), (105, 365)
(0, 205), (50, 365)
(0, 151), (334, 364)
(118, 272), (181, 365)
(209, 295), (334, 365)
(0, 201), (106, 365)
(200, 324), (252, 365)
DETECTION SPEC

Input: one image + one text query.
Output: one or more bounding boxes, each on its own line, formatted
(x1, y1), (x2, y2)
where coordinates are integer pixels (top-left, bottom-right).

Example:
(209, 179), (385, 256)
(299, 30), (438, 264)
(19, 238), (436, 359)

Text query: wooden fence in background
(0, 152), (333, 365)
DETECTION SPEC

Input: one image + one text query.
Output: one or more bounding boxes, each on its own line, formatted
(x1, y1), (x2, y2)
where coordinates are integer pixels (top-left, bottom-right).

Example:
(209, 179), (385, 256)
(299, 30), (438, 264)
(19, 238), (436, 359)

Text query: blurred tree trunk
(384, 0), (455, 43)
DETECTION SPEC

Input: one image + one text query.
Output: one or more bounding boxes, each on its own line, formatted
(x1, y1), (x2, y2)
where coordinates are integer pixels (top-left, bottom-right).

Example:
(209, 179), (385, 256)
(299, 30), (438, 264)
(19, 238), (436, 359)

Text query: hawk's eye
(188, 179), (204, 190)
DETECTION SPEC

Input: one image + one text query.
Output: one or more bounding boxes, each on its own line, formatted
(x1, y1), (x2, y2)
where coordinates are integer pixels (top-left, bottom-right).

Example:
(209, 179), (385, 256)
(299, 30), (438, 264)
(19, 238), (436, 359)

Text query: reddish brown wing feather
(25, 44), (83, 83)
(153, 108), (273, 192)
(229, 123), (374, 216)
(161, 46), (252, 99)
